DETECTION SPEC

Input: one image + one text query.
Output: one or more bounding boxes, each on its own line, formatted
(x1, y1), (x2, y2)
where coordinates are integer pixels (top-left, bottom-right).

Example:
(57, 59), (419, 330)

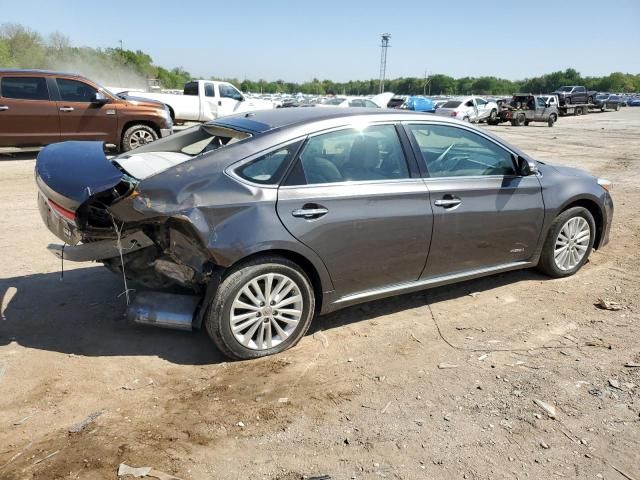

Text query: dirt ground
(1, 109), (639, 480)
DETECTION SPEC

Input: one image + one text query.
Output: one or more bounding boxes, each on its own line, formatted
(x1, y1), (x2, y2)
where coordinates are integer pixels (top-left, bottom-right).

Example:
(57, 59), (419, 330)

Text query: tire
(524, 120), (530, 126)
(575, 107), (582, 116)
(615, 104), (620, 111)
(487, 118), (500, 126)
(601, 105), (606, 112)
(537, 207), (596, 278)
(205, 256), (316, 360)
(515, 113), (526, 126)
(588, 96), (593, 104)
(488, 109), (497, 122)
(547, 114), (557, 127)
(121, 124), (158, 152)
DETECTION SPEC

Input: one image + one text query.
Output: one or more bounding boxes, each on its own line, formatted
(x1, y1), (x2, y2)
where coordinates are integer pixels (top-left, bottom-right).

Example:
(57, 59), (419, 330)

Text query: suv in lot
(0, 70), (173, 151)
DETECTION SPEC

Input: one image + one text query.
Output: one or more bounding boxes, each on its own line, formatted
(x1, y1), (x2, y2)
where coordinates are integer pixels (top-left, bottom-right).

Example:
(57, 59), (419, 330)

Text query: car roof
(0, 68), (85, 78)
(211, 107), (449, 134)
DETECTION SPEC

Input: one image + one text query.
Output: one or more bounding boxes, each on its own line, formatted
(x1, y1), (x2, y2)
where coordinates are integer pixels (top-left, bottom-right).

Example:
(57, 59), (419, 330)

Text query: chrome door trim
(334, 260), (533, 306)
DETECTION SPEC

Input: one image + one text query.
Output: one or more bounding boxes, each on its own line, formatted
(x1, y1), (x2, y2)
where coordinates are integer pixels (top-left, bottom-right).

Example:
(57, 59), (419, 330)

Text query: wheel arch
(558, 197), (605, 249)
(224, 248), (328, 313)
(119, 120), (161, 148)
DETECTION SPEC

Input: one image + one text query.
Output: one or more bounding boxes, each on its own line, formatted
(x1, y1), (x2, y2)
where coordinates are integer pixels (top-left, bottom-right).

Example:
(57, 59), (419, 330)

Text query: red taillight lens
(48, 199), (76, 221)
(450, 111), (457, 117)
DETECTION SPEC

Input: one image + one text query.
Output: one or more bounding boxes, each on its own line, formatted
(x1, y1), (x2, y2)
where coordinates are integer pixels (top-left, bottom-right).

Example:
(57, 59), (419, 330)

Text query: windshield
(557, 86), (573, 92)
(441, 101), (462, 108)
(596, 95), (608, 100)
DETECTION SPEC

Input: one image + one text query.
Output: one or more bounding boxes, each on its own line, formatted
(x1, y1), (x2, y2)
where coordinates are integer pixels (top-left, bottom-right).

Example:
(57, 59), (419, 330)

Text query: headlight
(597, 178), (612, 191)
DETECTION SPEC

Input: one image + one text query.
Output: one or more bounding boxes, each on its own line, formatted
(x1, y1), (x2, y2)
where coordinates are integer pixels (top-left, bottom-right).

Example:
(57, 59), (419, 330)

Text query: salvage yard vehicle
(0, 69), (173, 151)
(433, 96), (499, 123)
(552, 85), (590, 105)
(35, 108), (613, 360)
(594, 94), (622, 111)
(118, 80), (274, 123)
(489, 94), (559, 127)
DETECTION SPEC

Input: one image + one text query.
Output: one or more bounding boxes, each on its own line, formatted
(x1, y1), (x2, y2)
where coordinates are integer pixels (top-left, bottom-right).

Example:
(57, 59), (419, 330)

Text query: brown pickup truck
(0, 69), (173, 151)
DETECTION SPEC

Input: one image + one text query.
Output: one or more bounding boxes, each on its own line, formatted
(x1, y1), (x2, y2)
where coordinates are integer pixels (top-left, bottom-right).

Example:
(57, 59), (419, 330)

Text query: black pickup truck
(552, 86), (596, 106)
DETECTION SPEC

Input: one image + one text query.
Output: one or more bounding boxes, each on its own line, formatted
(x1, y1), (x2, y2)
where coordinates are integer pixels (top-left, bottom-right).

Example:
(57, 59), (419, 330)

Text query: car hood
(540, 162), (595, 180)
(121, 94), (166, 108)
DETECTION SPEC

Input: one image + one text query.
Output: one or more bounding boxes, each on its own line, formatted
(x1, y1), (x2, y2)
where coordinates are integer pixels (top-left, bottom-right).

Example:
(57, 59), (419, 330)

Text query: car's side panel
(277, 180), (432, 296)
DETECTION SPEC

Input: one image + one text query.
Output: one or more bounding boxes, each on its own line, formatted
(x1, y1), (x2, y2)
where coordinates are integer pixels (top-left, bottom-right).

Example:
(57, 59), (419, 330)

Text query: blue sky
(2, 0), (639, 81)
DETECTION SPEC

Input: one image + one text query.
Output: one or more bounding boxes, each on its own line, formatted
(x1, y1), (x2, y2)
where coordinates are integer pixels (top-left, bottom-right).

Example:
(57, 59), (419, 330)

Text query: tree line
(1, 23), (639, 96)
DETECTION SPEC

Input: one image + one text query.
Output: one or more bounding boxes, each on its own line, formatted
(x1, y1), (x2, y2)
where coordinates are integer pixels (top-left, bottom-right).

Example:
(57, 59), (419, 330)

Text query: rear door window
(0, 76), (49, 100)
(56, 78), (98, 102)
(235, 142), (301, 185)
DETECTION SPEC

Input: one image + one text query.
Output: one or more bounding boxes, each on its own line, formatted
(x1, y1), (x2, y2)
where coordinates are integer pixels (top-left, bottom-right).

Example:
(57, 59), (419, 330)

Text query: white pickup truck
(115, 80), (274, 123)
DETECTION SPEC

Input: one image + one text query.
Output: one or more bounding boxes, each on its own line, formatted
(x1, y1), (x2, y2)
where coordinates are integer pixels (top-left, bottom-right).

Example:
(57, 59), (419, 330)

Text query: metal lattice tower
(379, 33), (391, 93)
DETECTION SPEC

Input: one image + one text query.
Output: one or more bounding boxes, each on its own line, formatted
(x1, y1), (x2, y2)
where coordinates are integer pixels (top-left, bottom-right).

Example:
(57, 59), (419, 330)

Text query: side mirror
(92, 92), (108, 104)
(515, 155), (539, 176)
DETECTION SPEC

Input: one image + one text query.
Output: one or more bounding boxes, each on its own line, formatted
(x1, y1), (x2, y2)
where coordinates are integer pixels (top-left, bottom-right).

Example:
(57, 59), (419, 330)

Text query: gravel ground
(1, 108), (639, 480)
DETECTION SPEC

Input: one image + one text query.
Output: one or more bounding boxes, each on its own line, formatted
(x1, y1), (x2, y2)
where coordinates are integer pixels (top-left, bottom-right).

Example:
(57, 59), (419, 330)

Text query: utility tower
(379, 33), (391, 94)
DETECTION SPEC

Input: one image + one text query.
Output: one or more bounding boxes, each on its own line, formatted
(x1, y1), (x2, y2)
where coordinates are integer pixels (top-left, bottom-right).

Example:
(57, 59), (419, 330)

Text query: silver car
(35, 108), (613, 360)
(434, 96), (499, 123)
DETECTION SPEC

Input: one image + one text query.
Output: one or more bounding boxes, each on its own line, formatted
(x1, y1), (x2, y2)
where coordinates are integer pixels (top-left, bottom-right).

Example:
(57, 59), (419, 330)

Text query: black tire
(547, 114), (557, 127)
(615, 104), (620, 111)
(575, 107), (582, 116)
(121, 124), (158, 152)
(537, 207), (596, 278)
(488, 109), (497, 122)
(487, 118), (500, 126)
(515, 113), (526, 126)
(205, 256), (316, 360)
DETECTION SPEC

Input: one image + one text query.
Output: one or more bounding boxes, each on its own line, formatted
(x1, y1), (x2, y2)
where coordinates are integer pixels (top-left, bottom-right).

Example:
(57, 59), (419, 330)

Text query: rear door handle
(434, 197), (462, 208)
(59, 107), (74, 112)
(292, 206), (328, 219)
(0, 105), (9, 111)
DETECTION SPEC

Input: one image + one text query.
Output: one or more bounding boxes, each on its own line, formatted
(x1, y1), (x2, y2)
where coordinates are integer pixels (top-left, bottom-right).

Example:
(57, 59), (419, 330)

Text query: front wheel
(548, 113), (557, 127)
(205, 256), (316, 360)
(121, 124), (158, 152)
(537, 207), (596, 278)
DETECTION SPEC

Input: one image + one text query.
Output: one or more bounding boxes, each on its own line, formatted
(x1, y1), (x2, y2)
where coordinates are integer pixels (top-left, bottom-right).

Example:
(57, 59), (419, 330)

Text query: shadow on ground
(0, 265), (549, 364)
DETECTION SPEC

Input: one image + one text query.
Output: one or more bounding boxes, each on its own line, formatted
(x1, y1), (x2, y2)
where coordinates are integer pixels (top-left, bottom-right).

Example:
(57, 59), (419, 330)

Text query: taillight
(450, 111), (457, 117)
(48, 199), (76, 221)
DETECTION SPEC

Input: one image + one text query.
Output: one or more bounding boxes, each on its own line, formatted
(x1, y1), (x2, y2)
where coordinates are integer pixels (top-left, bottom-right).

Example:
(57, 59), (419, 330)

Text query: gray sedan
(35, 108), (613, 360)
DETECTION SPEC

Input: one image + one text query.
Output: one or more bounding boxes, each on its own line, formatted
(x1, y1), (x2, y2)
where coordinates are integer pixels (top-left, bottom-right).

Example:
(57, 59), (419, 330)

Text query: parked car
(552, 86), (590, 105)
(594, 94), (622, 111)
(118, 80), (274, 123)
(0, 69), (173, 151)
(401, 96), (435, 113)
(628, 97), (640, 106)
(491, 94), (559, 127)
(35, 108), (613, 360)
(317, 92), (393, 109)
(433, 96), (499, 123)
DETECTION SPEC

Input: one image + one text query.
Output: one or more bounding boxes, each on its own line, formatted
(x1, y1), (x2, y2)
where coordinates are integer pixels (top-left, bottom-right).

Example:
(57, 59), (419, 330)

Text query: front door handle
(434, 197), (462, 208)
(59, 107), (75, 112)
(0, 105), (9, 111)
(292, 205), (329, 219)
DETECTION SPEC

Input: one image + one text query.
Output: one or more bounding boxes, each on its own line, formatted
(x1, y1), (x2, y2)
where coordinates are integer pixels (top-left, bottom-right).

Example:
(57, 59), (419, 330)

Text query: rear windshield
(441, 101), (461, 108)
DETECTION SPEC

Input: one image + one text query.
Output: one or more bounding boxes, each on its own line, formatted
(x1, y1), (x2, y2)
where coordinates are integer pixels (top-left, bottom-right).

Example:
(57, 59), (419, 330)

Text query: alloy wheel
(129, 129), (155, 149)
(230, 273), (303, 350)
(554, 217), (591, 271)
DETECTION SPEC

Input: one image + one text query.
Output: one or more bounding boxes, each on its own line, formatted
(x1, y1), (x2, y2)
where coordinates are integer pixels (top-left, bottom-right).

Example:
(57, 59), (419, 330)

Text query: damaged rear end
(35, 124), (254, 329)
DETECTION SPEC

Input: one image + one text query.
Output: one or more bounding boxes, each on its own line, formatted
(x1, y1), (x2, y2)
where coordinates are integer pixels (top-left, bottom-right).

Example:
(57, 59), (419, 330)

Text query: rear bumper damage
(47, 231), (154, 262)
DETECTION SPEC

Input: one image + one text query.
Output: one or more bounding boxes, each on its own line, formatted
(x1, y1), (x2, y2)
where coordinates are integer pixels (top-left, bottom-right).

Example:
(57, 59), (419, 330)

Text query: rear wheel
(537, 207), (595, 278)
(588, 95), (593, 104)
(122, 124), (158, 152)
(615, 104), (620, 111)
(548, 113), (557, 127)
(515, 113), (526, 126)
(205, 256), (316, 360)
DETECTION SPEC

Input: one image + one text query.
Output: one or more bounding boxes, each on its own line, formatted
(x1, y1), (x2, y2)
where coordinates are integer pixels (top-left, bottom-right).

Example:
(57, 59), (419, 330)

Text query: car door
(474, 98), (487, 119)
(217, 83), (244, 117)
(199, 82), (219, 121)
(277, 123), (432, 296)
(534, 97), (548, 121)
(404, 122), (544, 278)
(0, 75), (60, 147)
(575, 87), (587, 103)
(54, 77), (116, 143)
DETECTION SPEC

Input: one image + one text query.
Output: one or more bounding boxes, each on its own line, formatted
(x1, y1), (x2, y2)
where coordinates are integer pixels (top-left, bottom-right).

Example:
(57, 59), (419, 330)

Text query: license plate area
(37, 191), (82, 245)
